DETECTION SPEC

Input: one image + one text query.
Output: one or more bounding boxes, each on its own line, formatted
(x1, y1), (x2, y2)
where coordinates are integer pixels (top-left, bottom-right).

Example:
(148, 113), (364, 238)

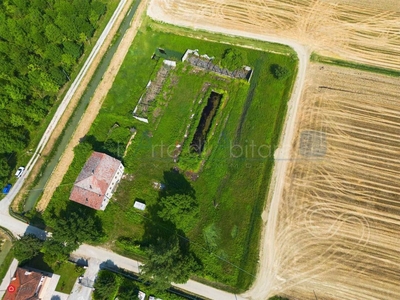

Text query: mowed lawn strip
(43, 19), (297, 291)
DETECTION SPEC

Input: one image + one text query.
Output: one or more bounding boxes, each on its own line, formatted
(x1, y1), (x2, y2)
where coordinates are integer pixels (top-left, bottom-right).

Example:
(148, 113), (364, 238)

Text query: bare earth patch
(36, 0), (149, 212)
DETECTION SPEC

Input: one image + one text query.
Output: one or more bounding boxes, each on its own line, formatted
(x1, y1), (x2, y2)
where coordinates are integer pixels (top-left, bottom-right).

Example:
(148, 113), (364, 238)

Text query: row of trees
(0, 0), (107, 184)
(14, 208), (103, 266)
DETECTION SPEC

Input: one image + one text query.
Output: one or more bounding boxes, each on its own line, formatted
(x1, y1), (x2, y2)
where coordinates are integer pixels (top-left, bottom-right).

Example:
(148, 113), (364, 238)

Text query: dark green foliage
(93, 270), (119, 300)
(101, 127), (131, 159)
(268, 296), (289, 300)
(0, 157), (11, 179)
(13, 234), (43, 263)
(270, 64), (290, 79)
(0, 0), (107, 175)
(140, 236), (199, 291)
(218, 48), (246, 70)
(43, 208), (104, 264)
(158, 194), (199, 231)
(0, 127), (29, 154)
(116, 278), (139, 300)
(94, 269), (186, 300)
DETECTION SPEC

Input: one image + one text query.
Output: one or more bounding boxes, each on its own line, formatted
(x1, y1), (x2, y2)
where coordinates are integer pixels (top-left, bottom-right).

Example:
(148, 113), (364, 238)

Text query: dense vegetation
(42, 19), (297, 292)
(0, 0), (107, 184)
(13, 233), (43, 263)
(93, 270), (187, 300)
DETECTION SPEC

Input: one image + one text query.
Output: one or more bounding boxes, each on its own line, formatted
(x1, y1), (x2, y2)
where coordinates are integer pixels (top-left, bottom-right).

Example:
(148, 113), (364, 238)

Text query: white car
(15, 166), (25, 178)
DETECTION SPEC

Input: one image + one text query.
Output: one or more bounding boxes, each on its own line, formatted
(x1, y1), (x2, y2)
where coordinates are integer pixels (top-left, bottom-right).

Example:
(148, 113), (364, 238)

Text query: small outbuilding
(133, 201), (146, 211)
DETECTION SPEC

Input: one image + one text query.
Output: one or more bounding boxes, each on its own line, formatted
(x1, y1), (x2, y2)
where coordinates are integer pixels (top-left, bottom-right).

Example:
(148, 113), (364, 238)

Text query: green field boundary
(310, 53), (400, 77)
(148, 19), (297, 57)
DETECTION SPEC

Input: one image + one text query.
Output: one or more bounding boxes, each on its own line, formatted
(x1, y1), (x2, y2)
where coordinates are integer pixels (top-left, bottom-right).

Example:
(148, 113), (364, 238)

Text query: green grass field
(43, 18), (297, 291)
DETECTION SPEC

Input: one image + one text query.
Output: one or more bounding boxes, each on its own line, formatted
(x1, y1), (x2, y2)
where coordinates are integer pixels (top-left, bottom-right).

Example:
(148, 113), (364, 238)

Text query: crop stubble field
(151, 0), (400, 70)
(147, 0), (400, 299)
(261, 64), (400, 299)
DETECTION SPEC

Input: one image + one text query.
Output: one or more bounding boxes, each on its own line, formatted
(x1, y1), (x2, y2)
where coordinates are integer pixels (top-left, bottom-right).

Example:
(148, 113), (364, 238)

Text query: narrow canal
(24, 0), (141, 211)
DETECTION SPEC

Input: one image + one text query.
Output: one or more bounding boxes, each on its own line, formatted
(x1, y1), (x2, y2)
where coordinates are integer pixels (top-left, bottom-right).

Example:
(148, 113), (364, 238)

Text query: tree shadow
(100, 259), (118, 271)
(79, 134), (103, 152)
(141, 169), (202, 268)
(142, 169), (195, 246)
(159, 169), (195, 198)
(23, 252), (54, 273)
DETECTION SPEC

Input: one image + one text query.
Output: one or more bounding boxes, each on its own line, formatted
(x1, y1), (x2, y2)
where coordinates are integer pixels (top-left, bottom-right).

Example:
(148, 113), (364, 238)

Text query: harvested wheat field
(246, 63), (400, 300)
(149, 0), (400, 70)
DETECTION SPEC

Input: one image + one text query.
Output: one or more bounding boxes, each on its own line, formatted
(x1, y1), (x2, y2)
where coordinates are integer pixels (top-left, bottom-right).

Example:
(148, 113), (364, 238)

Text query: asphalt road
(73, 245), (246, 300)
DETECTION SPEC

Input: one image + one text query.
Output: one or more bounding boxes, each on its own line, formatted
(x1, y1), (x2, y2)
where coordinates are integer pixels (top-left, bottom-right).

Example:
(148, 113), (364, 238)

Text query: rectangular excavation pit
(190, 91), (222, 154)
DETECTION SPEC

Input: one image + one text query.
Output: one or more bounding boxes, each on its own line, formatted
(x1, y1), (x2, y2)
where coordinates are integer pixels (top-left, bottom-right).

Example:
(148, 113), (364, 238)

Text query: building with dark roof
(3, 268), (49, 300)
(69, 152), (124, 210)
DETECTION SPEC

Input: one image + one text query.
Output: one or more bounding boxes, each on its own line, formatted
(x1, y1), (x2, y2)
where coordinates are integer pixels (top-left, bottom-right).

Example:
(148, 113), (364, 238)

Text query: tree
(140, 236), (198, 291)
(93, 270), (119, 300)
(270, 64), (290, 80)
(219, 48), (245, 70)
(43, 209), (104, 264)
(42, 238), (70, 265)
(13, 234), (43, 263)
(158, 194), (198, 231)
(0, 0), (108, 172)
(0, 127), (29, 154)
(117, 278), (138, 300)
(0, 157), (11, 179)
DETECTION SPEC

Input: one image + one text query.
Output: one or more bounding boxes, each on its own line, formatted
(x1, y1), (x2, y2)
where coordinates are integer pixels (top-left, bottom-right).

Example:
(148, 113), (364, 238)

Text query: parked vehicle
(2, 184), (12, 194)
(15, 166), (25, 178)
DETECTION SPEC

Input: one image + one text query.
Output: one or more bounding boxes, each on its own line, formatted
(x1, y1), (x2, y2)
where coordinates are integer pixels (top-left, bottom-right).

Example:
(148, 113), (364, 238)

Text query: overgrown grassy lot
(43, 19), (297, 291)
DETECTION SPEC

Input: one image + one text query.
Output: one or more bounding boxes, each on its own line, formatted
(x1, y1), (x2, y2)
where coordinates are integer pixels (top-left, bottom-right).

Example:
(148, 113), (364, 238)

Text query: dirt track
(36, 0), (148, 211)
(148, 0), (400, 299)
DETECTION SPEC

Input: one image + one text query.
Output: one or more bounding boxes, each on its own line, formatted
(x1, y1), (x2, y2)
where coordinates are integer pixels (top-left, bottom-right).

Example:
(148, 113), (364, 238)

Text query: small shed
(138, 291), (146, 300)
(134, 201), (146, 211)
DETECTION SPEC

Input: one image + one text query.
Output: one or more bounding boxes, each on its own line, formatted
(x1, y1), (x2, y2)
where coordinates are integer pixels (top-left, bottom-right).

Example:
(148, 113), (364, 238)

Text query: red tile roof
(3, 268), (43, 300)
(69, 152), (122, 210)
